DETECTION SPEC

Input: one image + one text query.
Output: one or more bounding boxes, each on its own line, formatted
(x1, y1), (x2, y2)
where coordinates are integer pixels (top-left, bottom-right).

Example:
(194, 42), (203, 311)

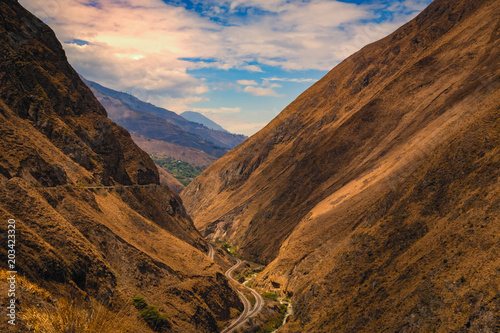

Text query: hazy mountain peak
(83, 78), (247, 150)
(181, 111), (229, 133)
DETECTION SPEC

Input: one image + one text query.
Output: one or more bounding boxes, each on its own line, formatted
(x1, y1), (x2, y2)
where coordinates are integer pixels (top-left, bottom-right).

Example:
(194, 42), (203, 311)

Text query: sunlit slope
(183, 0), (499, 330)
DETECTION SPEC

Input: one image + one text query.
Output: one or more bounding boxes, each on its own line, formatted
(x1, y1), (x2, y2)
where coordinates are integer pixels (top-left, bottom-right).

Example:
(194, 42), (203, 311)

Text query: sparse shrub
(0, 270), (51, 300)
(256, 304), (288, 333)
(132, 296), (170, 332)
(132, 296), (147, 310)
(141, 305), (170, 331)
(220, 242), (239, 256)
(263, 292), (279, 301)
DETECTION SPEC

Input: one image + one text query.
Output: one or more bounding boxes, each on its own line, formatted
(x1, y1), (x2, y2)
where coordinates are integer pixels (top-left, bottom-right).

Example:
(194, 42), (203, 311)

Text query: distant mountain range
(83, 78), (247, 157)
(83, 78), (247, 191)
(181, 111), (228, 132)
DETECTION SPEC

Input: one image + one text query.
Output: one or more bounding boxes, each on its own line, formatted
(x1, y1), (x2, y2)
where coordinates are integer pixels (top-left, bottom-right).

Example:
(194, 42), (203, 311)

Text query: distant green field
(150, 154), (207, 186)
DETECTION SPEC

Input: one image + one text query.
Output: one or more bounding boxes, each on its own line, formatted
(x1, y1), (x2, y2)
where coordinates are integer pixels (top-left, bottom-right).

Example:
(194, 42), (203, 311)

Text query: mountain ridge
(181, 111), (229, 133)
(182, 0), (500, 331)
(0, 1), (241, 331)
(84, 78), (247, 151)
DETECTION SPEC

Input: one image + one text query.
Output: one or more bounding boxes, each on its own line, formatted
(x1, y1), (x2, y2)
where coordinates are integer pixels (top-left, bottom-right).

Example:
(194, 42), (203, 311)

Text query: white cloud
(149, 95), (207, 114)
(264, 83), (282, 89)
(20, 0), (426, 77)
(192, 107), (267, 135)
(242, 65), (264, 72)
(20, 0), (220, 110)
(243, 86), (282, 97)
(19, 0), (431, 126)
(237, 79), (282, 96)
(266, 77), (318, 83)
(237, 80), (258, 86)
(193, 107), (242, 115)
(223, 121), (269, 136)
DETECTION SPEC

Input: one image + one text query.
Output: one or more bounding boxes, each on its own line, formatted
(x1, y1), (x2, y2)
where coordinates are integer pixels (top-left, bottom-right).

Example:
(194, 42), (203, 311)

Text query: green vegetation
(234, 265), (260, 283)
(242, 290), (256, 307)
(262, 292), (279, 301)
(256, 304), (287, 333)
(132, 296), (147, 309)
(215, 238), (238, 256)
(150, 154), (207, 186)
(132, 296), (170, 332)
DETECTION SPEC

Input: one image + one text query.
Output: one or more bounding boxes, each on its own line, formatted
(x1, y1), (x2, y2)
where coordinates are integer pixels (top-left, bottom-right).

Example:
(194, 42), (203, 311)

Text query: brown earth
(157, 164), (185, 194)
(0, 1), (241, 332)
(182, 0), (500, 331)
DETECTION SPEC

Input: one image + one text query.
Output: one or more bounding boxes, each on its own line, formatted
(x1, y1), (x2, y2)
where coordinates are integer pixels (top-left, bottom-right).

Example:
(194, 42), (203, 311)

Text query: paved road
(221, 259), (265, 333)
(207, 243), (214, 260)
(85, 184), (155, 189)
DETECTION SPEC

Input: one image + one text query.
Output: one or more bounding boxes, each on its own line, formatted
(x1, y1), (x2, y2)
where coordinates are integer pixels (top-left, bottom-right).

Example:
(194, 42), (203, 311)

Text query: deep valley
(0, 0), (499, 332)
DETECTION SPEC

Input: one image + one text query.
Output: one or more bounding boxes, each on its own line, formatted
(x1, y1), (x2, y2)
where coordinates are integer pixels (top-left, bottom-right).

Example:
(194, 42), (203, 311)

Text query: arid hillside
(182, 0), (499, 331)
(0, 1), (241, 332)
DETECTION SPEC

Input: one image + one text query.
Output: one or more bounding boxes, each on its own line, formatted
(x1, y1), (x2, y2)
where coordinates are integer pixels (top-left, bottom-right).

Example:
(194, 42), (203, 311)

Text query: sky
(19, 0), (432, 135)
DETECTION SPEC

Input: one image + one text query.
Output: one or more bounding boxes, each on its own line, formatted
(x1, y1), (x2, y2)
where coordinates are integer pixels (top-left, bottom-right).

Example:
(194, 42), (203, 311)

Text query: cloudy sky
(20, 0), (432, 135)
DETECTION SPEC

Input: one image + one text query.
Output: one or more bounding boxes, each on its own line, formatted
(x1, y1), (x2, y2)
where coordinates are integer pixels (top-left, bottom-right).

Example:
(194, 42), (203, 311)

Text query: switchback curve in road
(221, 259), (265, 333)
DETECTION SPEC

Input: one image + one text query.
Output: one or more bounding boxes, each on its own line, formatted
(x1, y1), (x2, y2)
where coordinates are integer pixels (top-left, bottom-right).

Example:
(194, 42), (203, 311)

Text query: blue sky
(20, 0), (432, 135)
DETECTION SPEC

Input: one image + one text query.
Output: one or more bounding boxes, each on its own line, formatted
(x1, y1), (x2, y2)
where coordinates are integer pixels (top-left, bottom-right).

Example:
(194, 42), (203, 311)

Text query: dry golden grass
(0, 270), (51, 300)
(22, 299), (135, 333)
(1, 270), (136, 332)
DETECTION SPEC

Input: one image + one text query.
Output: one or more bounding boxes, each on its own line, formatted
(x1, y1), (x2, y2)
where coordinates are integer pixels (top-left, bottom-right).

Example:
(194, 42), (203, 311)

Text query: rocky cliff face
(182, 0), (499, 331)
(0, 1), (240, 331)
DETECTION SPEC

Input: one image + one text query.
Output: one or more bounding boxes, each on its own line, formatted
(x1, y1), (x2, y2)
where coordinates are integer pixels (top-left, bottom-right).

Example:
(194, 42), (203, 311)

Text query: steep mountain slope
(0, 1), (240, 332)
(182, 0), (500, 331)
(85, 79), (247, 151)
(181, 111), (229, 133)
(157, 163), (185, 194)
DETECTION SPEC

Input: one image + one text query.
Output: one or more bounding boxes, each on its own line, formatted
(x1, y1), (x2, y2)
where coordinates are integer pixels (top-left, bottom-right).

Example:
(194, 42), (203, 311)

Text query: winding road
(221, 259), (265, 333)
(84, 184), (156, 189)
(205, 244), (264, 332)
(207, 243), (214, 260)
